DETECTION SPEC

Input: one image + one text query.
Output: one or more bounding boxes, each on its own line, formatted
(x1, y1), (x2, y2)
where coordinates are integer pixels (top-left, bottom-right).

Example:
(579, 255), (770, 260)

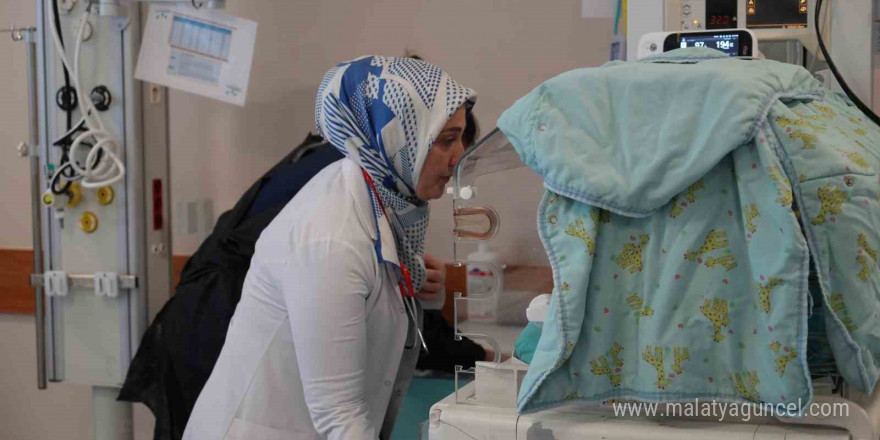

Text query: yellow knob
(66, 182), (82, 207)
(80, 211), (98, 233)
(97, 186), (114, 205)
(42, 192), (55, 206)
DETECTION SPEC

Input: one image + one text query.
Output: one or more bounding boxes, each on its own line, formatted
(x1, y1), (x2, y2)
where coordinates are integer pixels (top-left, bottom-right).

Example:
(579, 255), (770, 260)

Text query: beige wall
(170, 0), (613, 256)
(0, 0), (35, 250)
(0, 0), (610, 438)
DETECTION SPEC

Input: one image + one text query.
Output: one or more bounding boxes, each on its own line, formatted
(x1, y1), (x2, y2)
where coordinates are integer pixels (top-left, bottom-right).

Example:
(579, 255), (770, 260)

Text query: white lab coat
(183, 158), (419, 440)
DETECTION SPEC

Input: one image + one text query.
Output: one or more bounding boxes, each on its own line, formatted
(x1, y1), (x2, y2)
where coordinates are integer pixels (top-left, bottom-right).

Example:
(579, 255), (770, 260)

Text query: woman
(183, 56), (476, 440)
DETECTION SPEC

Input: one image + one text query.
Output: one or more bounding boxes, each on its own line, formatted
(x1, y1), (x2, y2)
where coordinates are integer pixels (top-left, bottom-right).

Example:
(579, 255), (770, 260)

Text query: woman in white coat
(182, 56), (476, 440)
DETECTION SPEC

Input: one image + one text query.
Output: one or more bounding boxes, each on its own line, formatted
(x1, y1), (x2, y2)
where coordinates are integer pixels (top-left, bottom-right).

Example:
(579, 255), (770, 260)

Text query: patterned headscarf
(315, 56), (476, 292)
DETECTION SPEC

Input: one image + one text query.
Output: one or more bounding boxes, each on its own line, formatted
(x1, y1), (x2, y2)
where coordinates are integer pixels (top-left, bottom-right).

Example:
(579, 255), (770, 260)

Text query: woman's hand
(416, 254), (446, 301)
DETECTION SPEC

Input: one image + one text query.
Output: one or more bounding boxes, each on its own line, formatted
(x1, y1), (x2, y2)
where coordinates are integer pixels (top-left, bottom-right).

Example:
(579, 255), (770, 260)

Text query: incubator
(429, 128), (880, 440)
(447, 127), (548, 354)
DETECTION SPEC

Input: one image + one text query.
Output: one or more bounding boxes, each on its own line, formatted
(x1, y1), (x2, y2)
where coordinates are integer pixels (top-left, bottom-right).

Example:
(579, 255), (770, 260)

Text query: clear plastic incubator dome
(446, 127), (552, 407)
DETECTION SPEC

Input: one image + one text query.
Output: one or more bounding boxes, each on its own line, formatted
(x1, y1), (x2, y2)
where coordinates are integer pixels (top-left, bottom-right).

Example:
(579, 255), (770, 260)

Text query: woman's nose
(449, 140), (466, 167)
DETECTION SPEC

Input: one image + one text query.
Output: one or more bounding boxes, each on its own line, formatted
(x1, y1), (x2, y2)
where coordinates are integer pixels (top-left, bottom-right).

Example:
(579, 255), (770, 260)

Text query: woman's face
(416, 106), (467, 201)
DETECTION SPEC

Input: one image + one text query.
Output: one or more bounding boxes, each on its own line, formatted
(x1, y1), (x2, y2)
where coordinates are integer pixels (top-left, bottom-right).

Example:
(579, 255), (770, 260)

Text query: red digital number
(709, 15), (732, 27)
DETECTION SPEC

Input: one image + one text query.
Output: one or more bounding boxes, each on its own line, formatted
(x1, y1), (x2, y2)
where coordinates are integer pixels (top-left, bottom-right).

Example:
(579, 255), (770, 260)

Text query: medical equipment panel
(629, 0), (875, 108)
(679, 0), (810, 32)
(746, 0), (810, 29)
(36, 0), (143, 389)
(663, 30), (754, 56)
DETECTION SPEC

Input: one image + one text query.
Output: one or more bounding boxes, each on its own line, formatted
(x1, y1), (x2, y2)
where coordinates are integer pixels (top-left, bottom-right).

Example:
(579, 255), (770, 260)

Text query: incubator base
(429, 374), (880, 440)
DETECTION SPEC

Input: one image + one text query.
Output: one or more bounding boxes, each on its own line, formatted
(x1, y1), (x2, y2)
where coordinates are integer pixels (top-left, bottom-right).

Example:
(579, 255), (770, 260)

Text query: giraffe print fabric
(516, 153), (811, 413)
(496, 49), (880, 415)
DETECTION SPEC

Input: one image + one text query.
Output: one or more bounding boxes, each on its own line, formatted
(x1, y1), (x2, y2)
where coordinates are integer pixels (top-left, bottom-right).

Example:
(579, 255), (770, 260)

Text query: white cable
(46, 2), (125, 188)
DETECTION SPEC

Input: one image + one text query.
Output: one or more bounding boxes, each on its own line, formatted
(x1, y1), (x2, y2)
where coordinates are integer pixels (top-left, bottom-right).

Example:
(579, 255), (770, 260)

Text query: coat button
(384, 380), (392, 387)
(538, 124), (547, 131)
(399, 307), (405, 314)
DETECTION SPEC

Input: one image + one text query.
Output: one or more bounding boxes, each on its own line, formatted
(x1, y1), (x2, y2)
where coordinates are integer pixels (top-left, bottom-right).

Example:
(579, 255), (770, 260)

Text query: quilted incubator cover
(497, 48), (880, 413)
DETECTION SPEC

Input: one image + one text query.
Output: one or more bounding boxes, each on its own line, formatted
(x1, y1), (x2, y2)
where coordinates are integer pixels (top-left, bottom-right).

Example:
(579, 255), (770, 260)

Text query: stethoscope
(361, 169), (429, 353)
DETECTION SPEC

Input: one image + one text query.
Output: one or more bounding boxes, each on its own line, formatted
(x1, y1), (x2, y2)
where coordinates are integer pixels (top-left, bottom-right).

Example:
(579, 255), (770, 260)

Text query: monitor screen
(679, 33), (740, 57)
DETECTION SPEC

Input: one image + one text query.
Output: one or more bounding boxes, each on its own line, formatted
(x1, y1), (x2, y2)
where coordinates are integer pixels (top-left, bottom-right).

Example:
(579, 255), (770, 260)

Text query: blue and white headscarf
(315, 56), (476, 292)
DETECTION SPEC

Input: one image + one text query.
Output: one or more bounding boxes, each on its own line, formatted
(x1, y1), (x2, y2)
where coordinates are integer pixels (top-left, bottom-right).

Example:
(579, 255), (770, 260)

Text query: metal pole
(20, 27), (47, 390)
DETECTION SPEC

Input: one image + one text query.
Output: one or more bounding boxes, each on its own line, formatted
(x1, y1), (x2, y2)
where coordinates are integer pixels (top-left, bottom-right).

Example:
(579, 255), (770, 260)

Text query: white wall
(0, 1), (611, 439)
(169, 0), (612, 256)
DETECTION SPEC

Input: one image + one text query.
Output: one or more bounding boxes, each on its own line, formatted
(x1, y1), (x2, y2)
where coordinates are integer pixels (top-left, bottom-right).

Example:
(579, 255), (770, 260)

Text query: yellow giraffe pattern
(610, 342), (624, 370)
(672, 347), (690, 375)
(590, 356), (623, 387)
(640, 346), (690, 390)
(642, 346), (671, 390)
(855, 128), (868, 137)
(858, 255), (873, 281)
(591, 208), (611, 224)
(813, 104), (836, 118)
(590, 342), (625, 387)
(626, 293), (643, 310)
(769, 341), (782, 353)
(829, 293), (858, 332)
(669, 180), (706, 219)
(616, 235), (650, 274)
(790, 131), (818, 149)
(776, 116), (826, 133)
(775, 348), (798, 377)
(858, 233), (878, 262)
(744, 203), (760, 234)
(626, 293), (654, 321)
(842, 151), (870, 169)
(700, 298), (730, 342)
(684, 230), (729, 262)
(810, 185), (847, 225)
(705, 255), (737, 271)
(758, 277), (783, 313)
(684, 179), (705, 203)
(565, 218), (596, 256)
(857, 234), (878, 281)
(766, 166), (793, 207)
(730, 371), (761, 402)
(793, 111), (823, 121)
(670, 195), (684, 218)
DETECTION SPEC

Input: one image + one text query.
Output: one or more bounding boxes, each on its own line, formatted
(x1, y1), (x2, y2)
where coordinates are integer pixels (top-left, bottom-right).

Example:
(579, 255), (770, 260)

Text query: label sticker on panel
(135, 5), (257, 106)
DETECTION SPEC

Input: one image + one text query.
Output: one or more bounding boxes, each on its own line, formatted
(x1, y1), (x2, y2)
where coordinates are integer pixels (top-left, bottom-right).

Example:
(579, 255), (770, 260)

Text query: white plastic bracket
(44, 271), (69, 297)
(94, 272), (120, 298)
(32, 272), (135, 298)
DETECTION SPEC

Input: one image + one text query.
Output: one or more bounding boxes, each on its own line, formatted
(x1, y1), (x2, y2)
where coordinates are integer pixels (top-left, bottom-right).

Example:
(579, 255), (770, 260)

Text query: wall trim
(0, 248), (190, 315)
